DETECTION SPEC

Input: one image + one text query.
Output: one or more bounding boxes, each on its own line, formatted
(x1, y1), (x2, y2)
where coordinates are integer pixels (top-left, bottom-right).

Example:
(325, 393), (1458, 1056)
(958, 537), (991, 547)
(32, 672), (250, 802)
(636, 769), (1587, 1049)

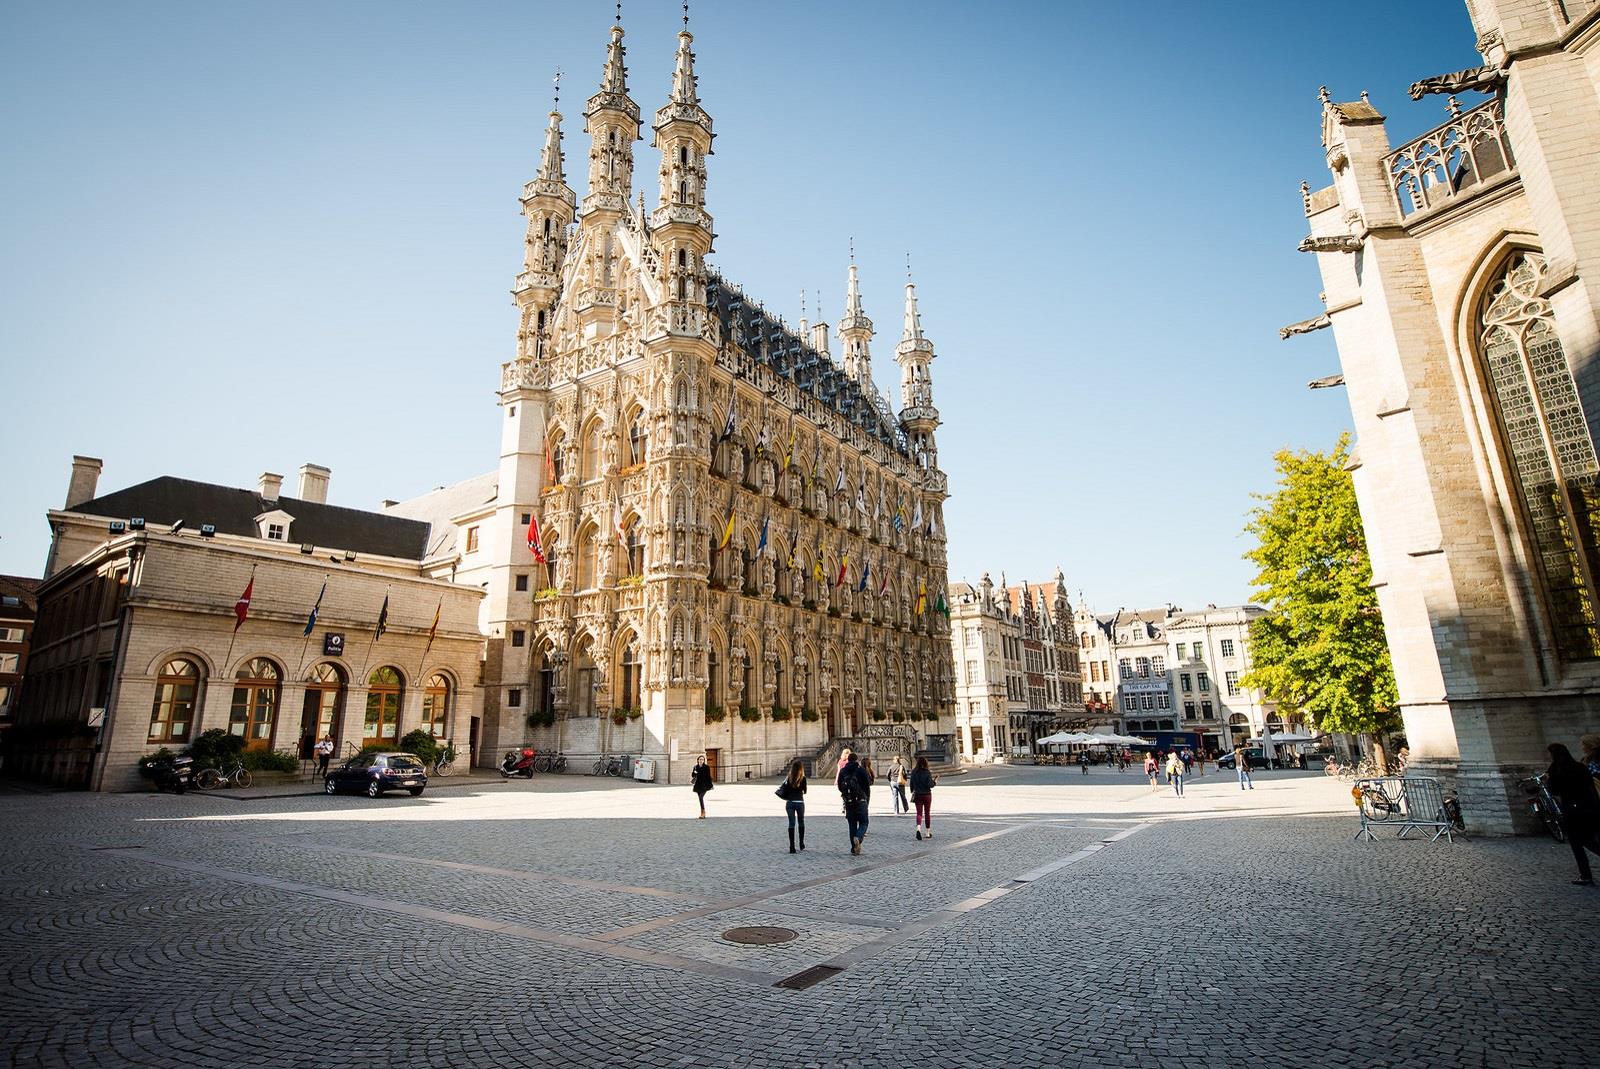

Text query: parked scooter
(500, 748), (537, 779)
(143, 753), (195, 794)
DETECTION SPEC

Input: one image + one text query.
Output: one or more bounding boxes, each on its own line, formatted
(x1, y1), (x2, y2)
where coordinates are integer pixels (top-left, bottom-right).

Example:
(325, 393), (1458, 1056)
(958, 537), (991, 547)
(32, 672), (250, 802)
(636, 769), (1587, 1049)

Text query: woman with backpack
(910, 755), (937, 840)
(776, 759), (807, 853)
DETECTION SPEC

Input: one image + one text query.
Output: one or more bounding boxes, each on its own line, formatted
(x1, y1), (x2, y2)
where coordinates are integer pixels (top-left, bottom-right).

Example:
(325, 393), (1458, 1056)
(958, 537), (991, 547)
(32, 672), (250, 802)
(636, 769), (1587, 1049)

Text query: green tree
(1242, 434), (1399, 762)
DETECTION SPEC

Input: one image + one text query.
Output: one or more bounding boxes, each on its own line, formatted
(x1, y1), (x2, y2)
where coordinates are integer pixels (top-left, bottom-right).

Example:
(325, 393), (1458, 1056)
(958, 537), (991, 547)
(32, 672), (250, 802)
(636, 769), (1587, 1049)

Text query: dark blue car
(325, 752), (428, 798)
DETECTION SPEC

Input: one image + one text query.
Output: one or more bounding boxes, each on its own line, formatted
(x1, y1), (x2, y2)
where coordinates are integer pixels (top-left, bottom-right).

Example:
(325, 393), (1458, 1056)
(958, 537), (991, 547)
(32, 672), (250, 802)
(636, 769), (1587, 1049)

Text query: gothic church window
(1478, 250), (1600, 659)
(581, 422), (604, 482)
(629, 412), (647, 465)
(576, 525), (598, 590)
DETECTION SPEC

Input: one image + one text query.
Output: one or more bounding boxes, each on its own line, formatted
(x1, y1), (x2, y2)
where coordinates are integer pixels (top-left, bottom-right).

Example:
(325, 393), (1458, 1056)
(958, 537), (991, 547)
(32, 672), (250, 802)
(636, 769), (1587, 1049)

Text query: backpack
(839, 766), (866, 803)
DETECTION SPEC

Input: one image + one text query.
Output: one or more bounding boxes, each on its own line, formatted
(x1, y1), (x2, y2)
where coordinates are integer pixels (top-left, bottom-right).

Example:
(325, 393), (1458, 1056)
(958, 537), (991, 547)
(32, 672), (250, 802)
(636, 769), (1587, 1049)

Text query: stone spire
(581, 19), (641, 219)
(838, 257), (874, 385)
(650, 15), (715, 324)
(512, 75), (577, 360)
(895, 267), (939, 465)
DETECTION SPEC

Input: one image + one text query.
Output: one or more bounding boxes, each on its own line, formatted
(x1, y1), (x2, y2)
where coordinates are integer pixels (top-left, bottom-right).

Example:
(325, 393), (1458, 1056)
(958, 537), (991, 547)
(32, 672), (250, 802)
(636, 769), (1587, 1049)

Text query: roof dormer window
(254, 508), (295, 543)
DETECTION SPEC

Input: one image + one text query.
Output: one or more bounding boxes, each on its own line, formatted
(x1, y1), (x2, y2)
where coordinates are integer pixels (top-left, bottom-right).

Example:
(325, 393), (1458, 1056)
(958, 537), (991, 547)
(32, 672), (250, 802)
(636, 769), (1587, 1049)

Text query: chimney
(258, 471), (284, 501)
(297, 463), (330, 504)
(810, 322), (830, 355)
(65, 455), (103, 509)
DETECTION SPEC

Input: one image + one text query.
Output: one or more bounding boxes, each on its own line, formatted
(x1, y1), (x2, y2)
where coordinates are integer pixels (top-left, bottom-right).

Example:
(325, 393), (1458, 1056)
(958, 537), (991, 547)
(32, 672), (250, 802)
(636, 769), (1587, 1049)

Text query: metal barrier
(1352, 776), (1460, 843)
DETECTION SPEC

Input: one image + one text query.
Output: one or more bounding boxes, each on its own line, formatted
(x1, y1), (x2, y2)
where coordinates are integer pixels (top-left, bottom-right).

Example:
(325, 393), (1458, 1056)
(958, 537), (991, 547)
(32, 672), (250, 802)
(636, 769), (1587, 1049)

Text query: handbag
(775, 782), (789, 800)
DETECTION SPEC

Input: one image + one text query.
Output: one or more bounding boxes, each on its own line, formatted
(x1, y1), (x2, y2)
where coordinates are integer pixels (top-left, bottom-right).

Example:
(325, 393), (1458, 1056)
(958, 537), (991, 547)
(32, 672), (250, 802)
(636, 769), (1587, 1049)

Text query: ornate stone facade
(470, 20), (954, 782)
(1289, 1), (1600, 831)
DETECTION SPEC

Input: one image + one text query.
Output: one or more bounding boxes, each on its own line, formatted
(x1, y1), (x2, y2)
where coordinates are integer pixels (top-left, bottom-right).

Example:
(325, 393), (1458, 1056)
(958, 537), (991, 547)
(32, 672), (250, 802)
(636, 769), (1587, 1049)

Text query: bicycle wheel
(433, 759), (453, 778)
(553, 755), (567, 773)
(1539, 802), (1567, 843)
(591, 759), (605, 776)
(534, 754), (551, 773)
(233, 769), (253, 789)
(195, 768), (221, 790)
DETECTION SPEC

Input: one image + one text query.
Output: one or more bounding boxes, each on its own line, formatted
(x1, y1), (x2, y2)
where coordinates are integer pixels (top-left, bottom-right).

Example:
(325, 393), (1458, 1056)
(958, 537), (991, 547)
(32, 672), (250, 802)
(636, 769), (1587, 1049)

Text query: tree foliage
(1241, 434), (1398, 737)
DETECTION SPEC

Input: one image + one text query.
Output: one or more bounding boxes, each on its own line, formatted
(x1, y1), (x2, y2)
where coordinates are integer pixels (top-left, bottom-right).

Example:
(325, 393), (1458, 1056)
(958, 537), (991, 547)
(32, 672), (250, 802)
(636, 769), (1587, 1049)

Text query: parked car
(1214, 748), (1267, 770)
(325, 752), (428, 797)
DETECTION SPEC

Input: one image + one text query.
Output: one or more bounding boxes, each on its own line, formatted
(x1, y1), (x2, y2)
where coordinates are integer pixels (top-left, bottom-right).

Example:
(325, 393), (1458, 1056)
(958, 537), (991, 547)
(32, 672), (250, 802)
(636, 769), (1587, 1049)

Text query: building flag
(915, 577), (927, 615)
(233, 578), (254, 632)
(878, 559), (889, 596)
(757, 515), (769, 558)
(813, 545), (826, 582)
(836, 553), (849, 589)
(857, 559), (870, 593)
(544, 431), (557, 484)
(755, 422), (769, 457)
(935, 588), (950, 618)
(855, 486), (867, 516)
(894, 496), (906, 531)
(425, 598), (442, 649)
(719, 508), (736, 551)
(911, 499), (923, 531)
(302, 581), (326, 637)
(526, 512), (547, 564)
(834, 466), (846, 496)
(375, 595), (390, 642)
(782, 430), (795, 471)
(717, 408), (737, 447)
(612, 494), (628, 546)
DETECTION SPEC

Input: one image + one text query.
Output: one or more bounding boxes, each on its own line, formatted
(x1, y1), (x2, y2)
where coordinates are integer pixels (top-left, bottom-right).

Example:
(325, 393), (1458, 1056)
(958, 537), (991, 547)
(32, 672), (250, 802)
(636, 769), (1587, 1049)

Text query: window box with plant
(526, 709), (556, 729)
(738, 707), (761, 723)
(625, 706), (642, 721)
(610, 709), (629, 726)
(827, 607), (841, 618)
(869, 708), (886, 722)
(891, 711), (905, 723)
(802, 598), (816, 611)
(770, 706), (791, 722)
(800, 707), (820, 723)
(704, 704), (726, 723)
(534, 588), (561, 601)
(617, 574), (643, 588)
(924, 710), (939, 721)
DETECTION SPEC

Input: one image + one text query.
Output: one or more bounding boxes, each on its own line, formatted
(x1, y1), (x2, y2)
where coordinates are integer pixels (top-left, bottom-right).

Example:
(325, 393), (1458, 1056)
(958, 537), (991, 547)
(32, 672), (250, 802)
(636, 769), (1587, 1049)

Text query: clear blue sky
(0, 0), (1482, 610)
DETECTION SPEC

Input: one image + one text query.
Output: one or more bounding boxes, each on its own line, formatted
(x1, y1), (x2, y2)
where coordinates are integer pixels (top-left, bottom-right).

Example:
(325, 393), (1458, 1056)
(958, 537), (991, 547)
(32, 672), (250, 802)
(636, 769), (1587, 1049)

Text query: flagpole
(355, 584), (392, 685)
(415, 596), (443, 685)
(220, 563), (257, 673)
(295, 575), (329, 679)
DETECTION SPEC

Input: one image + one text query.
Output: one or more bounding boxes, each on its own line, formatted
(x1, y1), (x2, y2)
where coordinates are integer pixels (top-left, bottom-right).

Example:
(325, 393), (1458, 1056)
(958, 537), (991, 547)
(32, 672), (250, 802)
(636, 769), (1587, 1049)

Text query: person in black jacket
(837, 752), (874, 855)
(909, 755), (937, 840)
(777, 759), (807, 853)
(691, 755), (714, 818)
(1547, 743), (1600, 885)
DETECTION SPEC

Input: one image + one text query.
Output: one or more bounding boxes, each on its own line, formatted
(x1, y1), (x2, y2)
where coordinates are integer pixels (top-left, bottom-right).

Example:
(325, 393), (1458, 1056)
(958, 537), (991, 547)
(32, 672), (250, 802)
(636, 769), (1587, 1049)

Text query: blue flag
(857, 559), (870, 593)
(757, 515), (769, 557)
(302, 581), (326, 637)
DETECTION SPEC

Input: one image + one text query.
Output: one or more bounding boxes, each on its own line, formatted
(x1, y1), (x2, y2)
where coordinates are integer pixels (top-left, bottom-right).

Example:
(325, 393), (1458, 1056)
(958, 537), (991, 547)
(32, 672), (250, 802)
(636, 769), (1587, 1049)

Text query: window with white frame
(1119, 659), (1132, 680)
(1198, 672), (1210, 692)
(1220, 638), (1236, 657)
(1152, 655), (1165, 674)
(1225, 670), (1240, 696)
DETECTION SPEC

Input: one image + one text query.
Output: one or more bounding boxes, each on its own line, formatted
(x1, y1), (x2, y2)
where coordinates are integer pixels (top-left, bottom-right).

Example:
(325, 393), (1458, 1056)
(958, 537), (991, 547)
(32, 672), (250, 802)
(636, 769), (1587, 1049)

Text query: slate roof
(382, 472), (498, 560)
(67, 477), (432, 561)
(704, 271), (909, 456)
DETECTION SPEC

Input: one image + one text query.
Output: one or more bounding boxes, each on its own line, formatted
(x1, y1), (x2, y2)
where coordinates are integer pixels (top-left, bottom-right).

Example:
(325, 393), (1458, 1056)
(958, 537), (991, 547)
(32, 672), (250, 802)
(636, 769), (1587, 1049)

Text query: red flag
(835, 554), (849, 589)
(544, 432), (557, 484)
(526, 512), (547, 564)
(233, 578), (253, 632)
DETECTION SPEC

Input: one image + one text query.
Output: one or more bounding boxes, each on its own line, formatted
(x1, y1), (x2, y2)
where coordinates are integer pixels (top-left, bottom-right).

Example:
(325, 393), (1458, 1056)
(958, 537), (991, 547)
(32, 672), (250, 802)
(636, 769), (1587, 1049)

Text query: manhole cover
(722, 925), (797, 945)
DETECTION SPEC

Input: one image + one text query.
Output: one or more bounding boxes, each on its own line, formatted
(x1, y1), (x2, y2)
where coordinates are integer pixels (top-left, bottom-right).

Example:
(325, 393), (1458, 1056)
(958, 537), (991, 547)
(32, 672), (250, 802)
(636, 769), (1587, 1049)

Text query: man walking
(314, 735), (334, 778)
(1166, 750), (1184, 797)
(1236, 746), (1254, 790)
(838, 751), (875, 854)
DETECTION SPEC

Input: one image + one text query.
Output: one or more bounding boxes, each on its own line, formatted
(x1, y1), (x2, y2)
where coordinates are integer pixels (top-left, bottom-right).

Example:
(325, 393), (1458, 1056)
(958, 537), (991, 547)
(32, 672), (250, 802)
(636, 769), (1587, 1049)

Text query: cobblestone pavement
(2, 765), (1595, 1068)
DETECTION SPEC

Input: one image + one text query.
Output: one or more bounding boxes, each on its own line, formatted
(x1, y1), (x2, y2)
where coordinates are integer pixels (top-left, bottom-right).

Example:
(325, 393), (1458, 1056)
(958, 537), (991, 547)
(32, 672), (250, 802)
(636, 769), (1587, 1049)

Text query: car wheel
(409, 787), (424, 797)
(324, 778), (338, 795)
(366, 780), (382, 798)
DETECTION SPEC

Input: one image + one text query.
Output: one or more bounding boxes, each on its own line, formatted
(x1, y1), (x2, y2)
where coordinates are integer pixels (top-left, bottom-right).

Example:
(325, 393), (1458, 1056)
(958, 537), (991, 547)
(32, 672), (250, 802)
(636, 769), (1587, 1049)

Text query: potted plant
(704, 705), (727, 724)
(800, 707), (820, 723)
(738, 707), (761, 723)
(626, 706), (642, 721)
(610, 709), (628, 726)
(770, 706), (791, 722)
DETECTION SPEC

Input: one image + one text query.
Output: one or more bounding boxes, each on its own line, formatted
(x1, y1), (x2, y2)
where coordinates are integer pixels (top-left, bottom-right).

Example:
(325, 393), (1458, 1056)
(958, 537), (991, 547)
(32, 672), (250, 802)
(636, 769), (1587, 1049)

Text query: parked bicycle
(534, 750), (568, 774)
(590, 754), (629, 777)
(431, 747), (457, 777)
(1520, 773), (1565, 842)
(195, 760), (252, 790)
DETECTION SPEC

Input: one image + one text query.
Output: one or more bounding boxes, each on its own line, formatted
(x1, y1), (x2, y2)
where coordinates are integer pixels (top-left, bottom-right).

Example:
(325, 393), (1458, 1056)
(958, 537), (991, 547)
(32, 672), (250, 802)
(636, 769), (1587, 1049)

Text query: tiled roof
(68, 477), (432, 561)
(383, 472), (498, 560)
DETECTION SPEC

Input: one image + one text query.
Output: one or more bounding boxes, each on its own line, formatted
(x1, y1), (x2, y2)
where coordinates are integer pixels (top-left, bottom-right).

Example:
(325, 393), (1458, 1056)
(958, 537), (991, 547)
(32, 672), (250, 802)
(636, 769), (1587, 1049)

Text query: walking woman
(910, 755), (937, 840)
(1144, 752), (1158, 788)
(691, 754), (714, 818)
(777, 759), (807, 853)
(1546, 743), (1600, 885)
(1166, 750), (1184, 797)
(887, 756), (909, 815)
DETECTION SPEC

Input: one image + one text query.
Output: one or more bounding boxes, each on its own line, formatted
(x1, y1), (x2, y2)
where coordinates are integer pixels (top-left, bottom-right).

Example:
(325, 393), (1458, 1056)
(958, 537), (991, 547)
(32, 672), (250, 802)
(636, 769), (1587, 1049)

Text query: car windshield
(386, 755), (424, 771)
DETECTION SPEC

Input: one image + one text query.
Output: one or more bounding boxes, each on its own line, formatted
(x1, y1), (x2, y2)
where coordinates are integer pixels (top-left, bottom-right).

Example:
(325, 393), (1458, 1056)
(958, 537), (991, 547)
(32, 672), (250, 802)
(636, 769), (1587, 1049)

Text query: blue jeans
(1239, 767), (1253, 789)
(844, 800), (869, 843)
(892, 784), (908, 812)
(1171, 773), (1184, 797)
(786, 799), (805, 831)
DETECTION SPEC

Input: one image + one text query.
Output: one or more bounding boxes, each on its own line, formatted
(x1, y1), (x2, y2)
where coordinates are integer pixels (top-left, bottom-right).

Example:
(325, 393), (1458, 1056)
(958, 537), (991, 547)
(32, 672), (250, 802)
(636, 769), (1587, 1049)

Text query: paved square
(1, 766), (1594, 1068)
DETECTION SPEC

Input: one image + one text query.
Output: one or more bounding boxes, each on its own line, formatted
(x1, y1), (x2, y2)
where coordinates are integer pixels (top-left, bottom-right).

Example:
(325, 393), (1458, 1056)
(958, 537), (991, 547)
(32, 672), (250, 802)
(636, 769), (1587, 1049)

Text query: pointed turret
(896, 271), (940, 467)
(582, 21), (640, 219)
(838, 261), (874, 385)
(513, 80), (577, 360)
(650, 21), (715, 336)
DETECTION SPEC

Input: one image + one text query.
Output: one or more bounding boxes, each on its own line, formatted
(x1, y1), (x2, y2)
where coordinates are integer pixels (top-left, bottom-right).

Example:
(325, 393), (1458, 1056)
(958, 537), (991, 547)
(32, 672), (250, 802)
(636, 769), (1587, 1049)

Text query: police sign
(322, 633), (345, 657)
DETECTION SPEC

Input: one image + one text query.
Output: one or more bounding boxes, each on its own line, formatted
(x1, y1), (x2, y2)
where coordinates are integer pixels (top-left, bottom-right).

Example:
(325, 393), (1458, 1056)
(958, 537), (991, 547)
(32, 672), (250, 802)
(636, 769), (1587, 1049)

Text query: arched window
(625, 519), (644, 577)
(581, 421), (604, 482)
(149, 658), (201, 743)
(302, 662), (345, 754)
(573, 640), (596, 717)
(542, 531), (560, 590)
(422, 674), (450, 738)
(629, 411), (647, 465)
(741, 653), (754, 711)
(619, 639), (641, 712)
(535, 645), (556, 717)
(364, 666), (403, 746)
(230, 657), (281, 745)
(1478, 250), (1600, 659)
(774, 545), (790, 599)
(774, 658), (785, 710)
(741, 540), (758, 596)
(576, 525), (598, 590)
(709, 536), (727, 587)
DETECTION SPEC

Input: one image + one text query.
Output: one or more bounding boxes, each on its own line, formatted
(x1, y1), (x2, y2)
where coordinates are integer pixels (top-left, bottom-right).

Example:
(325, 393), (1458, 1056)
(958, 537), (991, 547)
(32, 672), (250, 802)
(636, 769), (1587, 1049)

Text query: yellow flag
(915, 576), (927, 615)
(719, 509), (736, 550)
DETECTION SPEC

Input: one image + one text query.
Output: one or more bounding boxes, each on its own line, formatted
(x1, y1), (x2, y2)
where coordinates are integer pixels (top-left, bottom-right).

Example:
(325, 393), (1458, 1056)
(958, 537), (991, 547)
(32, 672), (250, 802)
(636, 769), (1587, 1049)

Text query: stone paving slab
(1, 767), (1596, 1068)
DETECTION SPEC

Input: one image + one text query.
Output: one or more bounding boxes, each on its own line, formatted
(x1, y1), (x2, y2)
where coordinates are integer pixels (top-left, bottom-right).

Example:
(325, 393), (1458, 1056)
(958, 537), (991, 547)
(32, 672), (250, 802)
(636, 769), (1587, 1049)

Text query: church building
(1291, 0), (1600, 830)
